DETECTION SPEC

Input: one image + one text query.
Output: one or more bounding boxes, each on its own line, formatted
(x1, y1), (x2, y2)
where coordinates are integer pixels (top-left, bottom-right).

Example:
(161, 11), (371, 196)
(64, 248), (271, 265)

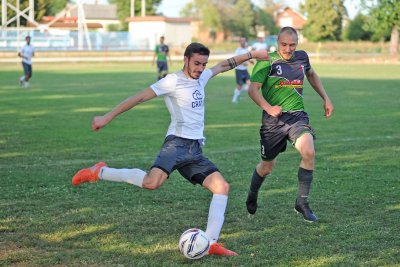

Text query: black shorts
(151, 135), (219, 185)
(22, 62), (32, 77)
(157, 61), (168, 73)
(259, 111), (316, 161)
(235, 69), (250, 85)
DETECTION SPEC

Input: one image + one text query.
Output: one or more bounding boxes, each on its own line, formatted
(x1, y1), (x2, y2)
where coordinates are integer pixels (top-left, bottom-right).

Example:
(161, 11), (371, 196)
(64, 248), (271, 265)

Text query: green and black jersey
(250, 50), (311, 112)
(155, 44), (169, 62)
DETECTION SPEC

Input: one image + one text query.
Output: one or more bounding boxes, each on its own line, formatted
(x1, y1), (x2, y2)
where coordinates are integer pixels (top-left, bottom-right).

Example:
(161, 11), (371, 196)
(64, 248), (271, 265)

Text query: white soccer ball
(178, 228), (210, 259)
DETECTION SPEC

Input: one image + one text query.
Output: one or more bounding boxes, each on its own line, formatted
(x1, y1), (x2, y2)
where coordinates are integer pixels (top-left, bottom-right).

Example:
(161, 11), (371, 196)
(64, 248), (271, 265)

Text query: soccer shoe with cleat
(208, 243), (238, 256)
(294, 200), (318, 223)
(72, 162), (107, 186)
(246, 191), (259, 215)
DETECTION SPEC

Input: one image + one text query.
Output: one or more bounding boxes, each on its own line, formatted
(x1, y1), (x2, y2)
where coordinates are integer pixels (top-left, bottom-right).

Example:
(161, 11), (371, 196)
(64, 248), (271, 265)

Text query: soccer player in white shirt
(18, 36), (35, 89)
(252, 33), (268, 51)
(232, 37), (252, 103)
(72, 42), (269, 256)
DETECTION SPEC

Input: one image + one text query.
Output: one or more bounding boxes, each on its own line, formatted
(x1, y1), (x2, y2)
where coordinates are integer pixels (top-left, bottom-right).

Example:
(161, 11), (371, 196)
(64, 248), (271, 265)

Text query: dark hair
(279, 27), (298, 38)
(184, 42), (210, 58)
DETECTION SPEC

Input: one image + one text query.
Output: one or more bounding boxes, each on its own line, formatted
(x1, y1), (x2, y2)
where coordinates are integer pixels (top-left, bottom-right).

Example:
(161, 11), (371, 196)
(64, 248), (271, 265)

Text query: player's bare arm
(92, 87), (157, 131)
(306, 68), (334, 118)
(248, 81), (282, 117)
(18, 52), (26, 60)
(210, 49), (269, 77)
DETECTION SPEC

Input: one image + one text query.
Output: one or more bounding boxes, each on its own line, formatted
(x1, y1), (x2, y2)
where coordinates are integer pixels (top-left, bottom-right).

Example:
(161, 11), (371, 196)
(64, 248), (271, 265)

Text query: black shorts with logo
(259, 110), (316, 161)
(152, 135), (219, 185)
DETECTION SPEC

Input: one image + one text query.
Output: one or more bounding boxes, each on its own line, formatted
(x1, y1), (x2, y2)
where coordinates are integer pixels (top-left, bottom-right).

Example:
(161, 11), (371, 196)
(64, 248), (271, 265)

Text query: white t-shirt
(252, 41), (267, 51)
(20, 44), (35, 65)
(150, 69), (213, 140)
(235, 47), (250, 71)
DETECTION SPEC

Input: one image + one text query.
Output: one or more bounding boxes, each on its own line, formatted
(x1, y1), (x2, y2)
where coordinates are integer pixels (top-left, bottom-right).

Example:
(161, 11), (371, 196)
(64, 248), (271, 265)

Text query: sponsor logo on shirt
(192, 90), (203, 108)
(275, 79), (303, 89)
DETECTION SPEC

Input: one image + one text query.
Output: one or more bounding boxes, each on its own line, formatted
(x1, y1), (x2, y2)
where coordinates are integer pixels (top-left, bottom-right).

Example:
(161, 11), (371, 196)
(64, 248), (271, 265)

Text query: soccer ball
(179, 228), (210, 259)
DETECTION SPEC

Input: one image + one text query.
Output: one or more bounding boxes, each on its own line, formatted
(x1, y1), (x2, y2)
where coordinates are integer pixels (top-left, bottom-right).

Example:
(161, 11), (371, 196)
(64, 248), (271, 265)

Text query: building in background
(68, 3), (119, 32)
(275, 6), (307, 42)
(127, 16), (193, 52)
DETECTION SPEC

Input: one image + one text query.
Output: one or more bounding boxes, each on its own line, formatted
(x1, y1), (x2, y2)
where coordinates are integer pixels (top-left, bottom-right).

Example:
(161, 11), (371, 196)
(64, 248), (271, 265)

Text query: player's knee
(216, 180), (229, 195)
(257, 162), (274, 177)
(209, 179), (229, 195)
(301, 148), (315, 161)
(221, 180), (230, 194)
(258, 168), (272, 177)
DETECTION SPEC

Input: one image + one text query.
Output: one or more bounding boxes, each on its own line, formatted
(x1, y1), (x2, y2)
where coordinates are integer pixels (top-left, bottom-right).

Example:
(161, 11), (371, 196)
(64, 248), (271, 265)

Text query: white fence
(0, 29), (150, 51)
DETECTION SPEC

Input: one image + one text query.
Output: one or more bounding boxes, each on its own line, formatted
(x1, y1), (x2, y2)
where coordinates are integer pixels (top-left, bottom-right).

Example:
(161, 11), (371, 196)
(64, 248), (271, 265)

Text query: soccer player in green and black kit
(152, 36), (171, 80)
(246, 26), (334, 222)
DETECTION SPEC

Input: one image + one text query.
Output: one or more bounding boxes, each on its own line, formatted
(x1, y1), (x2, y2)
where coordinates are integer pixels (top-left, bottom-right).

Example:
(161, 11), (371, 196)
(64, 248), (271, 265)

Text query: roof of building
(69, 4), (118, 20)
(126, 16), (193, 23)
(275, 5), (307, 21)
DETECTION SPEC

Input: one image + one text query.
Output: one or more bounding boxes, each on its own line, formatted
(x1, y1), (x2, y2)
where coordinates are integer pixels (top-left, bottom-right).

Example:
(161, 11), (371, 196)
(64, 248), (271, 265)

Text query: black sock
(249, 169), (266, 193)
(297, 167), (313, 205)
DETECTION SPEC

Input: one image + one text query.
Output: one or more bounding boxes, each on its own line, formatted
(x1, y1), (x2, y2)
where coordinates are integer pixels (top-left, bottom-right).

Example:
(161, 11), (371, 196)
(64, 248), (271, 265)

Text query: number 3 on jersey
(276, 65), (282, 75)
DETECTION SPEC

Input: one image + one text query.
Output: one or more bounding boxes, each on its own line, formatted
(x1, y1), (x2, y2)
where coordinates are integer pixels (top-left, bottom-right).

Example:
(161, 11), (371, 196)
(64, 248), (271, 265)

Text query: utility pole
(141, 0), (145, 16)
(131, 0), (135, 17)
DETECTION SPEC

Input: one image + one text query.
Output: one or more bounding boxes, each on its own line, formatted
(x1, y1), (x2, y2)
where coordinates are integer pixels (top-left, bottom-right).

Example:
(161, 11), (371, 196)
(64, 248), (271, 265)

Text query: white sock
(99, 167), (146, 187)
(24, 81), (29, 88)
(232, 89), (240, 103)
(205, 194), (227, 244)
(19, 76), (25, 81)
(240, 83), (249, 92)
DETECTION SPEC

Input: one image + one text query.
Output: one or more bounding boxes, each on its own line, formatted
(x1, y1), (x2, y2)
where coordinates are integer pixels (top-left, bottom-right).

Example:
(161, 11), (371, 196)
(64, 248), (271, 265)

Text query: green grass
(1, 61), (400, 266)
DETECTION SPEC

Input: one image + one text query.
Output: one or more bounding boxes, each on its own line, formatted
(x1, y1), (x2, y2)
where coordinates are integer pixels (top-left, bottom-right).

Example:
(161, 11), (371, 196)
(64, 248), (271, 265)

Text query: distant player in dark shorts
(152, 36), (171, 80)
(18, 35), (35, 88)
(246, 26), (334, 223)
(232, 37), (252, 103)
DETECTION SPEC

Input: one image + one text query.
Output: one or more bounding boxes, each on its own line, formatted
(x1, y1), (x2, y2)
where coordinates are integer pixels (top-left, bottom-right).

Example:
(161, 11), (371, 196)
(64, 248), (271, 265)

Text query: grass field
(1, 60), (399, 266)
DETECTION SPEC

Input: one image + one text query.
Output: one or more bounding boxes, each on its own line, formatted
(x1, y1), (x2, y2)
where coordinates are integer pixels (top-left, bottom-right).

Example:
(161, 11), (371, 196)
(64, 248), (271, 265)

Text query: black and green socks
(297, 167), (313, 205)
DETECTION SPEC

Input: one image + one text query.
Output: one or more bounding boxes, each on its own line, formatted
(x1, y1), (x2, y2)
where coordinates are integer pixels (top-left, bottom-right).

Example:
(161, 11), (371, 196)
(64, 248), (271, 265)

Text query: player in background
(245, 27), (334, 223)
(72, 42), (270, 256)
(232, 37), (252, 103)
(18, 36), (35, 89)
(252, 32), (267, 51)
(152, 36), (171, 80)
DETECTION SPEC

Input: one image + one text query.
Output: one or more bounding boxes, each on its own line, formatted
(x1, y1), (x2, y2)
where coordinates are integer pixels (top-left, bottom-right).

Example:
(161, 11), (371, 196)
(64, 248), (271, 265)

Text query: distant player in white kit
(252, 32), (267, 51)
(72, 42), (270, 256)
(232, 37), (252, 103)
(18, 36), (35, 89)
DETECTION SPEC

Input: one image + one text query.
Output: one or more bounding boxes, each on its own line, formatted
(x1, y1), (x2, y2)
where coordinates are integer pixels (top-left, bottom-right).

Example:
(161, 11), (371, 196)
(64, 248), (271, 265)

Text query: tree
(253, 7), (279, 35)
(363, 0), (400, 55)
(219, 0), (254, 37)
(344, 14), (373, 41)
(300, 0), (347, 41)
(180, 0), (223, 40)
(181, 0), (254, 39)
(0, 0), (68, 26)
(109, 0), (162, 30)
(181, 0), (280, 40)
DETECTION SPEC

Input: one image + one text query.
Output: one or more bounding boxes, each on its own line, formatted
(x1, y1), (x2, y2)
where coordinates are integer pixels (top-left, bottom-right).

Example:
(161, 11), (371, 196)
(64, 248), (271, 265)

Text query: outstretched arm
(92, 87), (157, 131)
(209, 49), (269, 77)
(306, 68), (334, 118)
